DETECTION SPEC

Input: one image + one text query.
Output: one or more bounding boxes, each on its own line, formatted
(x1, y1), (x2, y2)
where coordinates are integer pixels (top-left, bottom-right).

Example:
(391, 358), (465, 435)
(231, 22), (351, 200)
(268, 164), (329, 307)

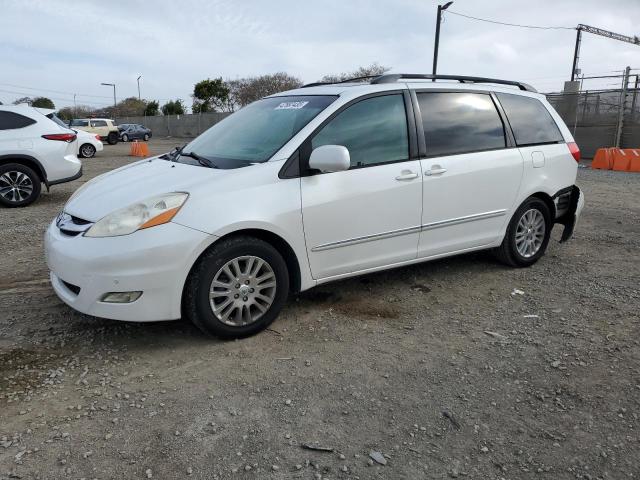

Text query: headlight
(85, 192), (188, 237)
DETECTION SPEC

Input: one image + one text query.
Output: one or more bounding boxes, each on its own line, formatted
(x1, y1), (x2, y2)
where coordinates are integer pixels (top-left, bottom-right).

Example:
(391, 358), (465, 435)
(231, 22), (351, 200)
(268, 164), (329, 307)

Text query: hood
(64, 158), (221, 221)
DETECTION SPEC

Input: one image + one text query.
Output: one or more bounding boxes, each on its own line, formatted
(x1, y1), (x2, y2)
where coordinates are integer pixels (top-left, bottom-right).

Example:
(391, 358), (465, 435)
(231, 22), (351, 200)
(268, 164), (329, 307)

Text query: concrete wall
(117, 112), (231, 138)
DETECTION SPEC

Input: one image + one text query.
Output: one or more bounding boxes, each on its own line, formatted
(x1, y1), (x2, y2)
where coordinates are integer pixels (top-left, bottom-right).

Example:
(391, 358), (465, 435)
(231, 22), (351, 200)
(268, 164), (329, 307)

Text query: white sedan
(37, 108), (103, 158)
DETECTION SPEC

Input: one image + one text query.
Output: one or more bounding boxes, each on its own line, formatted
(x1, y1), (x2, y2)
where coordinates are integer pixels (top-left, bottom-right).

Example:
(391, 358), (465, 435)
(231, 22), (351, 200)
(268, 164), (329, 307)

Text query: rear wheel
(79, 143), (96, 158)
(143, 133), (149, 141)
(185, 236), (289, 339)
(495, 197), (551, 267)
(0, 163), (41, 208)
(107, 132), (118, 145)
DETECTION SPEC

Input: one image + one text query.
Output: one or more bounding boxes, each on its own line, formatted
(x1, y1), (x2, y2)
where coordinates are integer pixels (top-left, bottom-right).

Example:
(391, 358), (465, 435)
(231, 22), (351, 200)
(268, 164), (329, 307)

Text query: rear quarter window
(0, 111), (37, 130)
(497, 93), (564, 146)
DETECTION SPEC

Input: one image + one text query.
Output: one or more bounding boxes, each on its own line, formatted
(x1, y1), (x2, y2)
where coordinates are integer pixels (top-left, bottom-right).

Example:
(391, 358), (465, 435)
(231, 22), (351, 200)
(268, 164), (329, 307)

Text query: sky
(1, 0), (639, 111)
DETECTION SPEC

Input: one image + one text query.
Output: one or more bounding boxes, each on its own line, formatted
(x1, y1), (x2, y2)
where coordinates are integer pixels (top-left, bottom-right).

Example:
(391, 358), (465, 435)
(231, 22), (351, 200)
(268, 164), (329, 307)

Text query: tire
(107, 132), (118, 145)
(495, 197), (552, 267)
(0, 163), (41, 208)
(185, 236), (289, 339)
(79, 143), (96, 158)
(143, 134), (149, 141)
(121, 134), (129, 143)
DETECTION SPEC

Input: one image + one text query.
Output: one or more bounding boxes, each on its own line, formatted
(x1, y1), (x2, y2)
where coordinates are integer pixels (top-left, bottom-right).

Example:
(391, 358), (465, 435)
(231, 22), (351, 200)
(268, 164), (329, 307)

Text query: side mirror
(309, 145), (350, 173)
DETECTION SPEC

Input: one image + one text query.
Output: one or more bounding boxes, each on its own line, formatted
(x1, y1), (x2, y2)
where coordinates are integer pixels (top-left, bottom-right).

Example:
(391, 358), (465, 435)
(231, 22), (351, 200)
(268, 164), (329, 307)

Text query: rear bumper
(49, 166), (82, 186)
(558, 185), (584, 242)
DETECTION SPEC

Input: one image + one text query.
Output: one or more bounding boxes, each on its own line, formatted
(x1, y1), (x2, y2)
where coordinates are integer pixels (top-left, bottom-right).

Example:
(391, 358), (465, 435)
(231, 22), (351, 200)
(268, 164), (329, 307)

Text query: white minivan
(45, 74), (584, 338)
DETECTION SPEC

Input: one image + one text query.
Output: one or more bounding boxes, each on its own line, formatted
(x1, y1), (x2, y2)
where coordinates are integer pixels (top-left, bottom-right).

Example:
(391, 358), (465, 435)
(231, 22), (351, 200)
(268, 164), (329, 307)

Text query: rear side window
(70, 119), (89, 127)
(312, 94), (409, 168)
(496, 93), (564, 146)
(0, 111), (37, 130)
(417, 92), (506, 157)
(91, 120), (107, 127)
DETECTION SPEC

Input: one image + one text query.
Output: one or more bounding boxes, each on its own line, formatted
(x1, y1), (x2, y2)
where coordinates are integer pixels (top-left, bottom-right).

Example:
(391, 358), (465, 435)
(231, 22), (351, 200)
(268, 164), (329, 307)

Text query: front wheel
(0, 163), (41, 208)
(495, 197), (552, 267)
(107, 132), (118, 145)
(121, 134), (129, 142)
(185, 236), (289, 339)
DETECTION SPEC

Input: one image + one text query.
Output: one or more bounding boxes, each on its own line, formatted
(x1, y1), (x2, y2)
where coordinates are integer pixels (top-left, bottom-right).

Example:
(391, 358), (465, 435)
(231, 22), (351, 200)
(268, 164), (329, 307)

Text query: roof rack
(301, 75), (380, 88)
(371, 74), (537, 92)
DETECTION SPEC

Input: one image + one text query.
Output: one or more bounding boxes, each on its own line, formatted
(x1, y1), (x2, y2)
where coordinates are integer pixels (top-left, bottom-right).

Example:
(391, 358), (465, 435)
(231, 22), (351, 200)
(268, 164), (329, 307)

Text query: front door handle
(425, 166), (447, 176)
(395, 170), (419, 181)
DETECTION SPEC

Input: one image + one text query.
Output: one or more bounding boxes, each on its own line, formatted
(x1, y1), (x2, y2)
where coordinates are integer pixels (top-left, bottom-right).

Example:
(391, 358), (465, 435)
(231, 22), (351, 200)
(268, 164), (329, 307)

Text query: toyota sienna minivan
(45, 73), (585, 338)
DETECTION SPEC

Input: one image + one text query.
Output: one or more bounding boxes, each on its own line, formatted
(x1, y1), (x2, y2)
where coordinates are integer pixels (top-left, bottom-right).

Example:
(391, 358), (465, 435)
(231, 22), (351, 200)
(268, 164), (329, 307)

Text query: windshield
(182, 95), (337, 164)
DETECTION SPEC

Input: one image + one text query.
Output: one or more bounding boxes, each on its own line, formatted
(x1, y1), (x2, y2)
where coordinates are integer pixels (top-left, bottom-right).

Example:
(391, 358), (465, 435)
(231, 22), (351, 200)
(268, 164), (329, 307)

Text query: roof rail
(371, 74), (537, 92)
(301, 75), (380, 88)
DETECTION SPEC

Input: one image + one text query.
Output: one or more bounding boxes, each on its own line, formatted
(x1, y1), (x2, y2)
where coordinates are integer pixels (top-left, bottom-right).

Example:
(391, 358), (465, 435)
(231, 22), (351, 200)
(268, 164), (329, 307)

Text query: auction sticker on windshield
(275, 101), (309, 110)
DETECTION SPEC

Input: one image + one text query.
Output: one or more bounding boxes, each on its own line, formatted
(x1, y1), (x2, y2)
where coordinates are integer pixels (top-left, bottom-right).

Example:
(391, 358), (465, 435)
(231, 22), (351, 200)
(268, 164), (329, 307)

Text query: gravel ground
(1, 139), (639, 479)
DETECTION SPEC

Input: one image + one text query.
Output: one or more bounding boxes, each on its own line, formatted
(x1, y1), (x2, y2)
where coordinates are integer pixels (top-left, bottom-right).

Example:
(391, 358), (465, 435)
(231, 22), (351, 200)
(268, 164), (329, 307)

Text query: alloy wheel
(0, 171), (34, 203)
(515, 208), (546, 258)
(209, 255), (277, 326)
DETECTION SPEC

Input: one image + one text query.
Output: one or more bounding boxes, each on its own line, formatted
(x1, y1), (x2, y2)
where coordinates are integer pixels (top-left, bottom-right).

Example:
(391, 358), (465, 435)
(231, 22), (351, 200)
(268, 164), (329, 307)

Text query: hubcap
(515, 208), (545, 258)
(0, 171), (33, 203)
(209, 255), (276, 326)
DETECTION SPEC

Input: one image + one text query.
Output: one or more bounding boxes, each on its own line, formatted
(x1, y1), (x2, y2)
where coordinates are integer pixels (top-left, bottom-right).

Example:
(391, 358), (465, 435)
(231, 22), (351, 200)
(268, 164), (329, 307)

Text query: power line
(0, 82), (113, 99)
(446, 10), (575, 30)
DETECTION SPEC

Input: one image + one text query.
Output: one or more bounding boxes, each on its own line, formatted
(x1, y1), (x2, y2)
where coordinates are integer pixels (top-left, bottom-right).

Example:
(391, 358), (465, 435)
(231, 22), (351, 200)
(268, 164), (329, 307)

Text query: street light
(101, 82), (116, 120)
(137, 75), (142, 100)
(432, 1), (454, 78)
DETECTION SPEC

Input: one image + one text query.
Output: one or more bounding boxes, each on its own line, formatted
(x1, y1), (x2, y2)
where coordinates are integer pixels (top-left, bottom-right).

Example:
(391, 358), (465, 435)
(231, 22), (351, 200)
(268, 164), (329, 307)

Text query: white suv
(45, 74), (584, 338)
(0, 105), (82, 207)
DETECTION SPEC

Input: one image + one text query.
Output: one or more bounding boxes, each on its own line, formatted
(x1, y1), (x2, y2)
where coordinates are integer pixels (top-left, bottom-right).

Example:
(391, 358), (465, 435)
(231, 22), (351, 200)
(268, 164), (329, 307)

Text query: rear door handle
(395, 170), (419, 181)
(425, 167), (447, 176)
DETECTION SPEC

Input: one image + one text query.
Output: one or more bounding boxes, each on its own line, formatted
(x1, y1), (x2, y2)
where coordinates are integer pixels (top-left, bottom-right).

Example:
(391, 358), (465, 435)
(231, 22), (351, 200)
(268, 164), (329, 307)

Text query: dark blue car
(118, 123), (152, 142)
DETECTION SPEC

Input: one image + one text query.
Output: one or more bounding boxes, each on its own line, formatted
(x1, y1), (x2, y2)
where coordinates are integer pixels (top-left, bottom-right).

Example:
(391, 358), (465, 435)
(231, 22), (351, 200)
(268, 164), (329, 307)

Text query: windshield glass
(183, 95), (337, 164)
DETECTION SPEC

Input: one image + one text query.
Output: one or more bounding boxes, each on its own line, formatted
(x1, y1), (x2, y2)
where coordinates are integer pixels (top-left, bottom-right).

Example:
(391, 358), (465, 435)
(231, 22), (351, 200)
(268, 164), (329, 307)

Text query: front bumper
(45, 220), (212, 321)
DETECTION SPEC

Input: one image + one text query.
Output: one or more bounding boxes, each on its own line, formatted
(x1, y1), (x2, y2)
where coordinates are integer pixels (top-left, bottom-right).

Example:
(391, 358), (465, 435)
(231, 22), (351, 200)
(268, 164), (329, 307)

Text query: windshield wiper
(179, 150), (218, 169)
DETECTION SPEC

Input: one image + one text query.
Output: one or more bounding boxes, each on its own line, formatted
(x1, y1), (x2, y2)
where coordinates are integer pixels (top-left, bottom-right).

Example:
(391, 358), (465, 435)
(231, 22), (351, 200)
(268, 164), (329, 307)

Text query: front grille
(61, 279), (81, 295)
(56, 212), (93, 236)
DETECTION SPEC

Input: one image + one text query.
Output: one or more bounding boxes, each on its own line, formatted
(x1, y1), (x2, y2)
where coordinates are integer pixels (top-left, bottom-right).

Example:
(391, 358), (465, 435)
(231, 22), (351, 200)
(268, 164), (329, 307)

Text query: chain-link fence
(546, 86), (640, 159)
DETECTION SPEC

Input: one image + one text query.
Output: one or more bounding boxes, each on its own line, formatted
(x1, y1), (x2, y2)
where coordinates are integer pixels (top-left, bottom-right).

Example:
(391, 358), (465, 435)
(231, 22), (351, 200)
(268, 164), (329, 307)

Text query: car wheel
(0, 163), (41, 208)
(495, 197), (552, 267)
(143, 134), (149, 141)
(80, 143), (96, 158)
(121, 134), (129, 142)
(185, 236), (289, 339)
(107, 132), (118, 145)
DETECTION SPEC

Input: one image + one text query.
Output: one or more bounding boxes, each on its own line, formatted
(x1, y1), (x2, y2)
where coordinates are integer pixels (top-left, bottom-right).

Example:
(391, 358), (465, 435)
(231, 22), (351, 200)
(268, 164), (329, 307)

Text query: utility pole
(73, 94), (77, 117)
(432, 1), (453, 78)
(614, 66), (631, 148)
(101, 83), (116, 121)
(137, 75), (142, 100)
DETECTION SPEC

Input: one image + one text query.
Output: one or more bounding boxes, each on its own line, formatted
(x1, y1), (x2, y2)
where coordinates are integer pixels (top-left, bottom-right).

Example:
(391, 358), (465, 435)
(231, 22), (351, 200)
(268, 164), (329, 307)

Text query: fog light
(101, 291), (142, 303)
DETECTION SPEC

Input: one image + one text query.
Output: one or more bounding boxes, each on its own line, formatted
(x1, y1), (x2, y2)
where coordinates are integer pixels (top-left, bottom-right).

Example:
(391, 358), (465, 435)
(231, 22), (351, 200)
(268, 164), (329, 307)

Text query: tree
(144, 100), (159, 116)
(161, 99), (185, 115)
(192, 78), (230, 113)
(13, 96), (33, 106)
(31, 97), (55, 109)
(227, 73), (303, 109)
(115, 97), (146, 116)
(320, 63), (390, 83)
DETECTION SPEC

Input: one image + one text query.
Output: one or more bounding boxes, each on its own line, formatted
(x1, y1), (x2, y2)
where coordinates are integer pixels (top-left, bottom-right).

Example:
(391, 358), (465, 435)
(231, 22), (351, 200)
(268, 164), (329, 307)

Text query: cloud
(1, 0), (638, 109)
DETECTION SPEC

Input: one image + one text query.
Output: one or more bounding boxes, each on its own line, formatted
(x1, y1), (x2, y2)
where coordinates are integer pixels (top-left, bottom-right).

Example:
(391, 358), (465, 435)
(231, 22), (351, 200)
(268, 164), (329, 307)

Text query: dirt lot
(1, 139), (639, 479)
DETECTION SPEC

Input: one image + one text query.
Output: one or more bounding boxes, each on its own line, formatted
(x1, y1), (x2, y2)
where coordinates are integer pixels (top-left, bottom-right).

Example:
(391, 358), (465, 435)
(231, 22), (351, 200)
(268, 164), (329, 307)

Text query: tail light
(567, 142), (580, 162)
(42, 133), (77, 143)
(95, 135), (101, 140)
